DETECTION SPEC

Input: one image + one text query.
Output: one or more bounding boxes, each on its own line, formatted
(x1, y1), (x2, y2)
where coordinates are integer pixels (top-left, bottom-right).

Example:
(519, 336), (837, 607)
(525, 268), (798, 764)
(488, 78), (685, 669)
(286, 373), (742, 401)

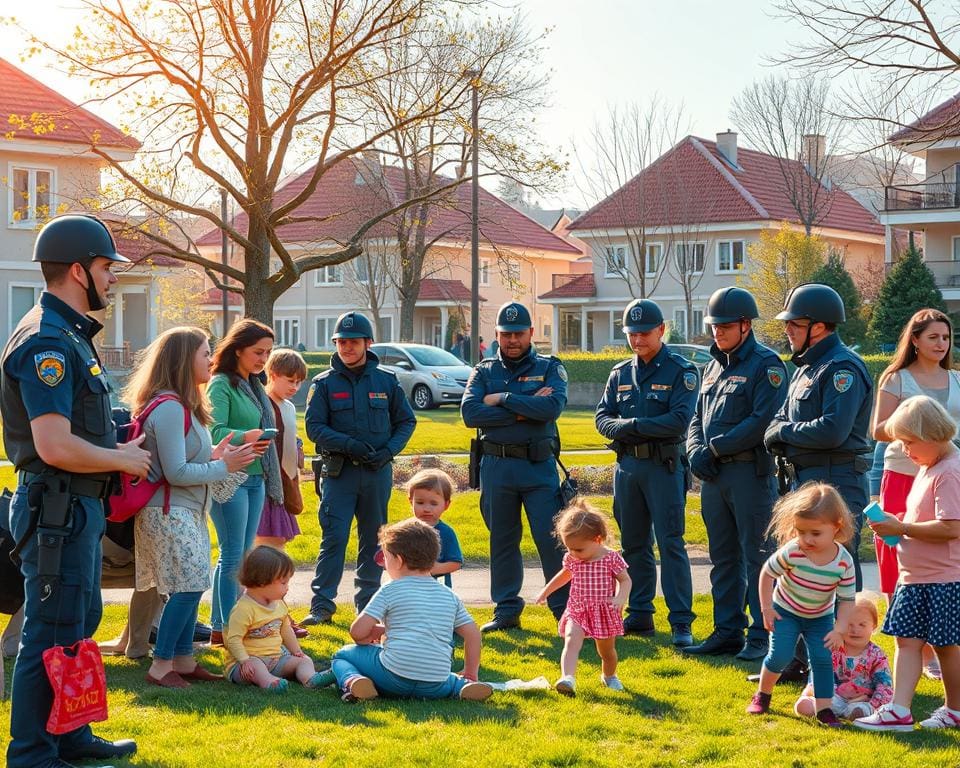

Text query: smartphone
(259, 428), (279, 440)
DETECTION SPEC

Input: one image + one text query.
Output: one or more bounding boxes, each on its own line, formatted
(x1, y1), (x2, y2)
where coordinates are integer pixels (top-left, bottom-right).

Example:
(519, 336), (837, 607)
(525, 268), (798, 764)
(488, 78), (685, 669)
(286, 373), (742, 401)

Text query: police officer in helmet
(596, 299), (697, 646)
(684, 287), (786, 660)
(763, 283), (872, 681)
(2, 214), (151, 768)
(461, 301), (569, 631)
(301, 311), (416, 624)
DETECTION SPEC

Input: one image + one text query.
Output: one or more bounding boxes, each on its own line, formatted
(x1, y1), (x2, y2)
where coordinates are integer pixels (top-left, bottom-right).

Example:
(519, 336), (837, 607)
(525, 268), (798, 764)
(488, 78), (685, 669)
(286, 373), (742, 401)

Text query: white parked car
(371, 343), (473, 410)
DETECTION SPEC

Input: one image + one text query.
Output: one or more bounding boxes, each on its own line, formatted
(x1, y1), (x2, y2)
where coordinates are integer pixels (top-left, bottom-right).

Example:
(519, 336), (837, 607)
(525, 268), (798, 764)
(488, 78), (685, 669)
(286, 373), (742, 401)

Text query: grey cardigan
(141, 395), (228, 512)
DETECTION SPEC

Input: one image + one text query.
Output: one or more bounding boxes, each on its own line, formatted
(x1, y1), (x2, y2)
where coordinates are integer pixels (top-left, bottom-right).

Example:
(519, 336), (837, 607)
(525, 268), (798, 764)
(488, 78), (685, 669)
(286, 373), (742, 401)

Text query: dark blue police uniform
(596, 344), (697, 634)
(461, 344), (569, 620)
(305, 349), (416, 616)
(687, 332), (786, 648)
(2, 293), (116, 768)
(764, 333), (872, 588)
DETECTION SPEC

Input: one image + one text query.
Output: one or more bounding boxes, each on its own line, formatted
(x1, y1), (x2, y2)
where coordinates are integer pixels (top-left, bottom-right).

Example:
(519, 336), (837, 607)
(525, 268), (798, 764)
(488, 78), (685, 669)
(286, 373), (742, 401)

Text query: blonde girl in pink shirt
(857, 395), (960, 732)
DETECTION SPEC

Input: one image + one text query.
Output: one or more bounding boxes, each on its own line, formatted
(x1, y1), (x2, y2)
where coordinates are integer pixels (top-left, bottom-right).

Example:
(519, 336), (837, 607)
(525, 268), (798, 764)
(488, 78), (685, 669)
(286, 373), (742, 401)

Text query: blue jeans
(763, 606), (835, 699)
(7, 488), (105, 768)
(153, 591), (202, 660)
(332, 644), (466, 699)
(613, 456), (694, 626)
(701, 464), (776, 642)
(210, 474), (265, 631)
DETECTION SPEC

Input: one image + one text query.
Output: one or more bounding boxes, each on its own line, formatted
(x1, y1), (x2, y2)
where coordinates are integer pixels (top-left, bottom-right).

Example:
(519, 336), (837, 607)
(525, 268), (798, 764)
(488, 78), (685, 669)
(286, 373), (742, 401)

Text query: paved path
(103, 560), (881, 608)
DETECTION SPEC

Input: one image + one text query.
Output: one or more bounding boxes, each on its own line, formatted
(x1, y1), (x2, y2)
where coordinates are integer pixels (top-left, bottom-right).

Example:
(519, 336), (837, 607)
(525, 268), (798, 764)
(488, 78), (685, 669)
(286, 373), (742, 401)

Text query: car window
(407, 346), (465, 366)
(373, 345), (406, 367)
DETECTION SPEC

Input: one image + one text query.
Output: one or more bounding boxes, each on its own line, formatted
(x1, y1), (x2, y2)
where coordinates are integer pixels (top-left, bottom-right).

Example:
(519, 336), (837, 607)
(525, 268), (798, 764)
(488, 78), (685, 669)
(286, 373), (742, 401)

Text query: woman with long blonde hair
(124, 326), (255, 687)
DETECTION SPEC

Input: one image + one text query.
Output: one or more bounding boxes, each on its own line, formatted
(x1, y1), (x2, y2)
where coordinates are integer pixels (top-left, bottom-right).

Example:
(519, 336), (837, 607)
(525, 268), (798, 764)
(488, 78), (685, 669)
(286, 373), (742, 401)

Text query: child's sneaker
(266, 678), (288, 693)
(746, 692), (771, 715)
(923, 659), (943, 680)
(306, 668), (336, 689)
(846, 702), (873, 720)
(816, 708), (843, 727)
(459, 681), (493, 701)
(853, 703), (914, 732)
(600, 674), (624, 691)
(340, 676), (378, 703)
(919, 706), (960, 729)
(555, 675), (576, 697)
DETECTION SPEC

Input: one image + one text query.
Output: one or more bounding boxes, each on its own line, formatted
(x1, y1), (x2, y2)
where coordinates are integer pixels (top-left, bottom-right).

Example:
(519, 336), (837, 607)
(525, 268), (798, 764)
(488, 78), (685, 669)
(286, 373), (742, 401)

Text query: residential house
(543, 132), (885, 352)
(880, 93), (960, 312)
(195, 154), (583, 349)
(0, 57), (144, 365)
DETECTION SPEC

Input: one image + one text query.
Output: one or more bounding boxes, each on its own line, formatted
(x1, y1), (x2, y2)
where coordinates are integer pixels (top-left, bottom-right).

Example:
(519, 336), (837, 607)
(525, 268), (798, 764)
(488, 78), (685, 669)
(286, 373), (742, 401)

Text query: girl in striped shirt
(746, 482), (856, 726)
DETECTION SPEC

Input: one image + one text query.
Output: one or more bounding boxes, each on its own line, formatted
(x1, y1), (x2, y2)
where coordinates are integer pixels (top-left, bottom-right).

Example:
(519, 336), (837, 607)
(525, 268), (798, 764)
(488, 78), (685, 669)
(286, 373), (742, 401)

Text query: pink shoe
(853, 704), (914, 732)
(746, 692), (771, 715)
(919, 707), (960, 729)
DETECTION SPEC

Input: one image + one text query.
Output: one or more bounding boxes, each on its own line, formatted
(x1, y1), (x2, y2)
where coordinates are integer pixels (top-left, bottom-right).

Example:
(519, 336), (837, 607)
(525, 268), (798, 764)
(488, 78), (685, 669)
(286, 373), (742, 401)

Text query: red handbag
(42, 639), (108, 735)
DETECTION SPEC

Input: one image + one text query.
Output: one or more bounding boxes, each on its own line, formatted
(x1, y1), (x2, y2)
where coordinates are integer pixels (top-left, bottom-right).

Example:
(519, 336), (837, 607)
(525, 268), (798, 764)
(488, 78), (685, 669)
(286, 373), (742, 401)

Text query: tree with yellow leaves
(738, 223), (826, 347)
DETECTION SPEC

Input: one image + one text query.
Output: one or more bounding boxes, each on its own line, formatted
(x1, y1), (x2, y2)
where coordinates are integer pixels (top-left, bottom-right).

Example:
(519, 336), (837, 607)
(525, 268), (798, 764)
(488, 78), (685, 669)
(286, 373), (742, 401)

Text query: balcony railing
(98, 342), (135, 371)
(885, 165), (960, 211)
(905, 259), (960, 290)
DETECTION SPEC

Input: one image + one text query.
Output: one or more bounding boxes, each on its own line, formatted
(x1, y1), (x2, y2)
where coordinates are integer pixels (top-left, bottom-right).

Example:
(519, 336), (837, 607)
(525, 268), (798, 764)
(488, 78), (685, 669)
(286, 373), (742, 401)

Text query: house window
(274, 317), (300, 348)
(313, 264), (343, 286)
(355, 259), (370, 284)
(673, 308), (687, 341)
(377, 316), (393, 343)
(480, 258), (490, 286)
(674, 242), (705, 275)
(9, 164), (55, 226)
(645, 243), (662, 275)
(604, 245), (628, 276)
(953, 236), (960, 262)
(717, 241), (745, 273)
(692, 309), (704, 337)
(9, 284), (41, 332)
(315, 316), (338, 349)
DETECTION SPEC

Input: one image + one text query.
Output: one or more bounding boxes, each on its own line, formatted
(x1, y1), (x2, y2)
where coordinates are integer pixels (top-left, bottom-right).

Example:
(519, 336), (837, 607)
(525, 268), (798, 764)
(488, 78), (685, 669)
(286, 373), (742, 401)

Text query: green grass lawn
(0, 602), (955, 767)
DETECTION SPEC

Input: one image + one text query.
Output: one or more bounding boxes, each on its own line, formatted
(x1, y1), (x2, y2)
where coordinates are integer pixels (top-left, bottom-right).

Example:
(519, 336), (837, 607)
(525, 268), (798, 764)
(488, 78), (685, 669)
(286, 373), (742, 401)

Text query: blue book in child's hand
(863, 501), (901, 547)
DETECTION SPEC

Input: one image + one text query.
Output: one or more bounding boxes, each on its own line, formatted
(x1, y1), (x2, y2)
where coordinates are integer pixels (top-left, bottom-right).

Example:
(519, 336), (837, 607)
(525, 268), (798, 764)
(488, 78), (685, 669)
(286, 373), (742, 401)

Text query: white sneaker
(919, 706), (960, 729)
(853, 703), (914, 732)
(459, 681), (493, 701)
(600, 674), (624, 691)
(555, 675), (576, 697)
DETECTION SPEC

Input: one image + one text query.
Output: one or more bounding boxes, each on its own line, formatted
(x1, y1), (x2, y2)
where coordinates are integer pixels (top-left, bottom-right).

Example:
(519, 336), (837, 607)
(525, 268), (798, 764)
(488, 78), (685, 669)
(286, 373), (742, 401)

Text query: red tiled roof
(418, 278), (486, 302)
(196, 157), (580, 254)
(889, 93), (960, 143)
(569, 136), (883, 237)
(200, 287), (242, 306)
(538, 273), (596, 300)
(0, 57), (139, 150)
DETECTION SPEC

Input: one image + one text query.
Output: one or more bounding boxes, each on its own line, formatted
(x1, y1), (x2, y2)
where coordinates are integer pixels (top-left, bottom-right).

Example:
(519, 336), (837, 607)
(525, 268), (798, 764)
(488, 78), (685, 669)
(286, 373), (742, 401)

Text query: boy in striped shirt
(746, 482), (856, 726)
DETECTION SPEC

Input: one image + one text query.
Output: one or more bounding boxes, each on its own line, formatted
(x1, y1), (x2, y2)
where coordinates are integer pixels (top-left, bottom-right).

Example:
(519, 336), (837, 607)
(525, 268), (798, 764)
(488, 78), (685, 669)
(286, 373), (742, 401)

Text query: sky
(0, 1), (798, 208)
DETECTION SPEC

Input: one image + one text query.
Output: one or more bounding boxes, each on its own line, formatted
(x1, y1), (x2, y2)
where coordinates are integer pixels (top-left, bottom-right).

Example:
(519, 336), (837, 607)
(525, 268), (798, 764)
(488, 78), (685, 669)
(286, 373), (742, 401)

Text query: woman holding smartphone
(206, 319), (284, 645)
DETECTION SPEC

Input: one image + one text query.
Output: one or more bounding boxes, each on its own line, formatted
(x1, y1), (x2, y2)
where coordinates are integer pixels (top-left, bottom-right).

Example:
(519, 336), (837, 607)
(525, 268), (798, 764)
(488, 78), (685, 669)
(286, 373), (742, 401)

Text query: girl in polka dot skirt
(535, 500), (631, 696)
(857, 395), (960, 732)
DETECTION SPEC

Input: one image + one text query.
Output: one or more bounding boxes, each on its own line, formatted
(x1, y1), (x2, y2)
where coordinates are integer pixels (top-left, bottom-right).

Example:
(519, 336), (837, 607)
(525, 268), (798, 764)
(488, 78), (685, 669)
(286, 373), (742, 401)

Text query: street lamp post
(464, 69), (481, 365)
(220, 187), (229, 336)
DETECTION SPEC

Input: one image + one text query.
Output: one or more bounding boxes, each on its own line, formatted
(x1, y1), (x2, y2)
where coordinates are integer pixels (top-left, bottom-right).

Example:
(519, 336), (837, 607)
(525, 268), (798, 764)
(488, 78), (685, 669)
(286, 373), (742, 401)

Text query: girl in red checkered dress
(535, 500), (631, 696)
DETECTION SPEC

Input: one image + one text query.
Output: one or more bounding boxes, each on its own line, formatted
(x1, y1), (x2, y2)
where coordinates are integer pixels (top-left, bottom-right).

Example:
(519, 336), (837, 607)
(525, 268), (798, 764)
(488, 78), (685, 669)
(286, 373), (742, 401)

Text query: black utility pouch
(323, 454), (344, 479)
(468, 435), (482, 490)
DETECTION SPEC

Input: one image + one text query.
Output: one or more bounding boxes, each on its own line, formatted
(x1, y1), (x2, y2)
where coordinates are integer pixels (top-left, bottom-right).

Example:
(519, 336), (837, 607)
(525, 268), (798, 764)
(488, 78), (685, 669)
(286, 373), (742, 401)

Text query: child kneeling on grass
(331, 518), (492, 702)
(793, 595), (893, 720)
(224, 546), (332, 692)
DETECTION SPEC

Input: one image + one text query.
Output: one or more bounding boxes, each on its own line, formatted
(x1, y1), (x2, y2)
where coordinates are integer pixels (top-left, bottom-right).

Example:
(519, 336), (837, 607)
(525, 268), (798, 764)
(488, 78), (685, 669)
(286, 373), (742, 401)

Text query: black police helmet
(32, 214), (130, 265)
(622, 299), (664, 333)
(495, 302), (533, 332)
(331, 311), (374, 340)
(704, 287), (759, 325)
(776, 283), (846, 324)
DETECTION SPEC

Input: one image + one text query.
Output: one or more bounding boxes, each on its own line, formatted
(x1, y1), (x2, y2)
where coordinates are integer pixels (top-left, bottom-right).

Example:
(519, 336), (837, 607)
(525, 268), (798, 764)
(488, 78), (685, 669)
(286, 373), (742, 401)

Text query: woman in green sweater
(207, 320), (281, 644)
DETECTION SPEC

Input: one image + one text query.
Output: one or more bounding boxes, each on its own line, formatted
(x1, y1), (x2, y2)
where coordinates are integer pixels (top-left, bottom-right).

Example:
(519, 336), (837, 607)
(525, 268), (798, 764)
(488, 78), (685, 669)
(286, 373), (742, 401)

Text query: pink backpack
(107, 395), (191, 523)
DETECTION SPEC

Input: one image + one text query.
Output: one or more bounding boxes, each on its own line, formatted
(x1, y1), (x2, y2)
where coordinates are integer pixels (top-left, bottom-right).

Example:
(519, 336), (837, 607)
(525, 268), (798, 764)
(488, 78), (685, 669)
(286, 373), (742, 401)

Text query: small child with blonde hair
(746, 482), (856, 726)
(794, 595), (893, 720)
(535, 499), (631, 696)
(224, 546), (329, 692)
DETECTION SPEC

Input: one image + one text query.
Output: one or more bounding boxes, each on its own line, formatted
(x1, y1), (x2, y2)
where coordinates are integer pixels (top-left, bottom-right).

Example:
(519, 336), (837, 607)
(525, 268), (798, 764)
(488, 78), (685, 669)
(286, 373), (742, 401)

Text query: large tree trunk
(240, 229), (274, 326)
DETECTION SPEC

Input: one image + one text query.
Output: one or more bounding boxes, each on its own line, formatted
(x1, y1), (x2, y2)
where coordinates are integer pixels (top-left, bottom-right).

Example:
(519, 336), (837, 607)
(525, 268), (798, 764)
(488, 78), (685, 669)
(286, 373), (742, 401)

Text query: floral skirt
(134, 505), (211, 594)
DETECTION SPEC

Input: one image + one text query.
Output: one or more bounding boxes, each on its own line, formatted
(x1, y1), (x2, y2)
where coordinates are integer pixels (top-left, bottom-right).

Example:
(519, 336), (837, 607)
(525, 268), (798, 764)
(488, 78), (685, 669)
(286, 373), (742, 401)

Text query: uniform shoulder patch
(683, 371), (697, 391)
(556, 363), (568, 382)
(833, 370), (854, 393)
(35, 351), (66, 387)
(767, 367), (784, 389)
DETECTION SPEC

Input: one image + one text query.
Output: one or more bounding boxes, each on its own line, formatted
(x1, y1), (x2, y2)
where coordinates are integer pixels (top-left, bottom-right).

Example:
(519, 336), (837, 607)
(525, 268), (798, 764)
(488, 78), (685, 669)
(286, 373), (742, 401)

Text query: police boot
(60, 736), (137, 762)
(682, 631), (744, 656)
(480, 615), (522, 633)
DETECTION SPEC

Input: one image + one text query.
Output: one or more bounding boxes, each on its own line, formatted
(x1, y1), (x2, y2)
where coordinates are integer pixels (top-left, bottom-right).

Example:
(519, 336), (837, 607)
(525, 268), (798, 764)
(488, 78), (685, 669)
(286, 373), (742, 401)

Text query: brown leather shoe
(145, 671), (190, 689)
(178, 664), (222, 682)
